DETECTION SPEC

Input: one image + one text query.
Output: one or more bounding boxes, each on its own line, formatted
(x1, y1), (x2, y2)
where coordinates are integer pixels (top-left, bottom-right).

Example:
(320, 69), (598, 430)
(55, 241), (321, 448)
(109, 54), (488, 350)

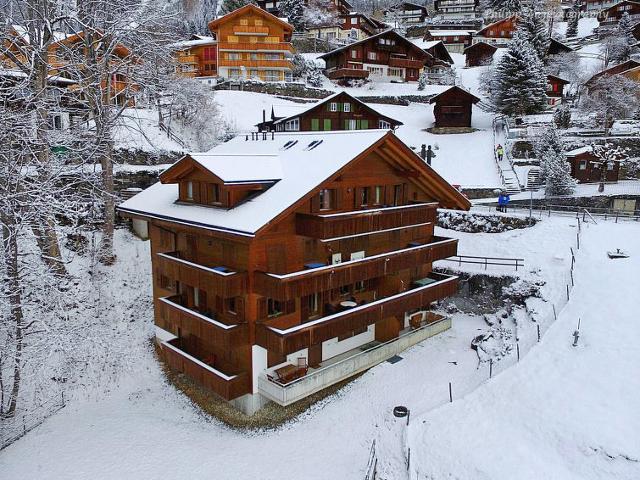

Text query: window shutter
(344, 119), (350, 130)
(360, 119), (368, 129)
(354, 187), (362, 208)
(258, 298), (267, 319)
(311, 118), (319, 130)
(200, 290), (208, 310)
(324, 119), (331, 130)
(335, 188), (343, 209)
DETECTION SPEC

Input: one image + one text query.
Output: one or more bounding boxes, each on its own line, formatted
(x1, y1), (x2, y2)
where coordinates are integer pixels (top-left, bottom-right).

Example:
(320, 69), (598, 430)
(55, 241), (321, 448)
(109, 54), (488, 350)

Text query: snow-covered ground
(409, 221), (640, 480)
(114, 108), (184, 153)
(554, 17), (600, 39)
(4, 215), (635, 480)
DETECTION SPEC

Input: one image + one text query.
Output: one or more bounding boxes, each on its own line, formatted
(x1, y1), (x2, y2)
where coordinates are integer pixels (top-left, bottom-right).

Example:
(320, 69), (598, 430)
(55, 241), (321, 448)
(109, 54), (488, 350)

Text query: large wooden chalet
(597, 0), (640, 26)
(256, 91), (403, 132)
(118, 130), (470, 414)
(172, 35), (218, 83)
(207, 4), (294, 82)
(319, 30), (439, 82)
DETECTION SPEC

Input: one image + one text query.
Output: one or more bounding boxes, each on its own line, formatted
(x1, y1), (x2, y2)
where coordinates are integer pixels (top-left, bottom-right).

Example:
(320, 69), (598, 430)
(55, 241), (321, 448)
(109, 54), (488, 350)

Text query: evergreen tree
(491, 30), (549, 116)
(219, 0), (254, 15)
(417, 71), (428, 91)
(518, 8), (549, 59)
(607, 13), (637, 64)
(534, 126), (576, 196)
(566, 1), (580, 38)
(553, 104), (571, 129)
(188, 0), (219, 35)
(280, 0), (304, 30)
(307, 65), (324, 87)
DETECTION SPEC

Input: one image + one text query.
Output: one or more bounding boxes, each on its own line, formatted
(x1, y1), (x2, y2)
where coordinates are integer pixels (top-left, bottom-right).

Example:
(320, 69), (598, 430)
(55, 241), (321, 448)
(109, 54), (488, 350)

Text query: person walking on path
(496, 144), (504, 162)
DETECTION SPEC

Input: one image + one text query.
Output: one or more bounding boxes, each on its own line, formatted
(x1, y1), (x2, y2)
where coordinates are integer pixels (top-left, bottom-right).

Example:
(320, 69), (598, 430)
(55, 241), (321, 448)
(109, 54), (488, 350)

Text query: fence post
(449, 382), (452, 403)
(489, 359), (493, 378)
(517, 342), (520, 361)
(576, 232), (580, 250)
(566, 284), (570, 301)
(537, 324), (541, 342)
(553, 304), (557, 321)
(570, 269), (574, 287)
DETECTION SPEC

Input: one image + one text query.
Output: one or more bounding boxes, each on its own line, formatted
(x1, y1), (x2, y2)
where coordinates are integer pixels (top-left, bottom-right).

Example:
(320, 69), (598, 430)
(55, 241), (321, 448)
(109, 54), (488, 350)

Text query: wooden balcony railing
(218, 41), (295, 53)
(155, 252), (247, 298)
(389, 57), (425, 69)
(296, 202), (437, 240)
(157, 296), (247, 350)
(254, 236), (458, 300)
(219, 59), (292, 68)
(255, 273), (459, 356)
(233, 25), (270, 34)
(161, 338), (250, 400)
(325, 67), (370, 80)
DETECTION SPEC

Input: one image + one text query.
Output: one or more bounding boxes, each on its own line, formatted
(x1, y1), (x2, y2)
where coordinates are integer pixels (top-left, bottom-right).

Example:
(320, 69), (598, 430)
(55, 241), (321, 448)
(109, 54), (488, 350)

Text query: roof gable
(463, 41), (498, 54)
(429, 86), (480, 104)
(319, 29), (429, 61)
(476, 16), (519, 37)
(208, 4), (293, 33)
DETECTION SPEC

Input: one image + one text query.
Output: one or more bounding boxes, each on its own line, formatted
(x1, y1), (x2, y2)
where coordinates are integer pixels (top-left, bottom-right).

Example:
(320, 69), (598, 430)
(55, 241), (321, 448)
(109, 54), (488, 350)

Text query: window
(311, 118), (320, 131)
(240, 19), (248, 25)
(186, 181), (194, 200)
(265, 36), (279, 43)
(393, 184), (402, 206)
(344, 119), (357, 130)
(357, 119), (369, 129)
(367, 66), (384, 75)
(250, 53), (260, 60)
(193, 288), (200, 307)
(227, 52), (241, 60)
(360, 187), (369, 206)
(343, 102), (351, 112)
(374, 185), (384, 204)
(319, 188), (334, 210)
(255, 19), (263, 26)
(388, 67), (403, 77)
(210, 183), (220, 204)
(227, 297), (236, 314)
(285, 118), (299, 131)
(379, 119), (391, 129)
(267, 299), (282, 317)
(323, 118), (332, 130)
(265, 53), (281, 60)
(351, 49), (358, 59)
(579, 160), (587, 170)
(159, 274), (171, 290)
(227, 35), (239, 43)
(308, 293), (320, 315)
(354, 280), (366, 292)
(367, 51), (377, 61)
(339, 285), (351, 296)
(607, 162), (614, 171)
(330, 102), (338, 112)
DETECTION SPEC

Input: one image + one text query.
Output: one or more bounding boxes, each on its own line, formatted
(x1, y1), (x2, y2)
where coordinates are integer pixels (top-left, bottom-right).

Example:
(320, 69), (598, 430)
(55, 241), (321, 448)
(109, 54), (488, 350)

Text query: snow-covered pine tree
(518, 8), (549, 59)
(483, 0), (522, 14)
(534, 125), (576, 195)
(307, 65), (325, 87)
(219, 0), (255, 15)
(607, 13), (638, 64)
(491, 30), (549, 116)
(188, 0), (220, 35)
(565, 1), (580, 38)
(553, 104), (571, 128)
(280, 0), (304, 30)
(417, 71), (428, 91)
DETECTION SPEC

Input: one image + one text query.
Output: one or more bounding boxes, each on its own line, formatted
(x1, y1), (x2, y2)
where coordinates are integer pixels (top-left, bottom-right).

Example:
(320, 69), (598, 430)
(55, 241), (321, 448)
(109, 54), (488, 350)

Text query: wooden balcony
(154, 251), (247, 298)
(233, 25), (270, 35)
(218, 42), (295, 53)
(254, 236), (458, 301)
(325, 67), (370, 80)
(157, 295), (247, 350)
(160, 338), (250, 400)
(295, 202), (437, 240)
(255, 273), (459, 356)
(219, 59), (292, 69)
(389, 57), (425, 69)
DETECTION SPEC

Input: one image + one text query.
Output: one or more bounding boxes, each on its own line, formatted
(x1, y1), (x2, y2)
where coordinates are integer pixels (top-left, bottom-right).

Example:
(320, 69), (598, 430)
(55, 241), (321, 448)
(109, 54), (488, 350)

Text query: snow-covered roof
(410, 38), (442, 50)
(119, 130), (390, 236)
(565, 146), (593, 156)
(427, 30), (475, 36)
(189, 153), (282, 183)
(171, 37), (216, 49)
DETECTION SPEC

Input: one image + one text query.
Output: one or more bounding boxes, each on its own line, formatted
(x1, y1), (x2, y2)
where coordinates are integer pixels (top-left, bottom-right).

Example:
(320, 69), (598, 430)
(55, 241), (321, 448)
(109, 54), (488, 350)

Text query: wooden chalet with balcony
(255, 91), (403, 132)
(172, 35), (218, 82)
(207, 4), (294, 82)
(472, 16), (519, 46)
(565, 146), (620, 183)
(424, 29), (475, 53)
(597, 0), (640, 26)
(118, 129), (470, 415)
(319, 30), (432, 83)
(383, 2), (429, 26)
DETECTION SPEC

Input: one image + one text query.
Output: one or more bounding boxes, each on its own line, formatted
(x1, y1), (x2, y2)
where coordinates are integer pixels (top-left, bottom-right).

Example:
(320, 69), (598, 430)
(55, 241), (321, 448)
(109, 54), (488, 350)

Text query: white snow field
(2, 216), (638, 480)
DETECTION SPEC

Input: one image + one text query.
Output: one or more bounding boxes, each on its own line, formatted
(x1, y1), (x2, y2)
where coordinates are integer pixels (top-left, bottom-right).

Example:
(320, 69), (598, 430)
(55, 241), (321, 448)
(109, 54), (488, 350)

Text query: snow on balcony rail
(314, 202), (439, 218)
(161, 341), (238, 381)
(264, 237), (457, 280)
(157, 252), (237, 276)
(320, 222), (433, 243)
(159, 297), (237, 330)
(267, 274), (457, 335)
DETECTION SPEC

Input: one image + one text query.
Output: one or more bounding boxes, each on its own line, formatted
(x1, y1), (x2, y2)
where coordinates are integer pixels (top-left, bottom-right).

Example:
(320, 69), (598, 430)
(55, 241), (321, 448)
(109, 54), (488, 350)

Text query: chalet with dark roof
(597, 0), (640, 25)
(586, 59), (640, 91)
(546, 75), (570, 106)
(472, 16), (519, 47)
(256, 91), (403, 132)
(319, 30), (434, 82)
(463, 41), (497, 66)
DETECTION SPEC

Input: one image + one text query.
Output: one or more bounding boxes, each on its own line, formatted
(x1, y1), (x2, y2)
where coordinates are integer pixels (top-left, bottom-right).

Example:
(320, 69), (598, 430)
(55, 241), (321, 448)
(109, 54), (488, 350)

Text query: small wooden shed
(429, 86), (480, 128)
(565, 146), (620, 183)
(463, 42), (497, 67)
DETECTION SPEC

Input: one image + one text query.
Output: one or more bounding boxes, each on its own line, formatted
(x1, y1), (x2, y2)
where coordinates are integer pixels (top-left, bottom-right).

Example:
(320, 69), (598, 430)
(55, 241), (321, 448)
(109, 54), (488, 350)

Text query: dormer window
(186, 181), (194, 200)
(210, 183), (221, 204)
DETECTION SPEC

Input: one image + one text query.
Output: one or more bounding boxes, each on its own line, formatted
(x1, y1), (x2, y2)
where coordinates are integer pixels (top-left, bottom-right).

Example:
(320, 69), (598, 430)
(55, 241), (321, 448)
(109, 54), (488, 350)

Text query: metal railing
(442, 254), (525, 270)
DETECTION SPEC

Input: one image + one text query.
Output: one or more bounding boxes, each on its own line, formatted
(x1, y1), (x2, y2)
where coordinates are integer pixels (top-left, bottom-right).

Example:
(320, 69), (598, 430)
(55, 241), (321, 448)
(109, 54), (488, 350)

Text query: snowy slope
(409, 221), (640, 480)
(1, 216), (623, 480)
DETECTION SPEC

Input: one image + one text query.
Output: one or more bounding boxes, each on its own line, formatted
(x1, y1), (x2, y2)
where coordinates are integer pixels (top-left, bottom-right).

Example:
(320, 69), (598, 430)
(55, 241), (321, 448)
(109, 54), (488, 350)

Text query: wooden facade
(597, 0), (640, 25)
(173, 36), (218, 79)
(208, 4), (294, 82)
(424, 30), (474, 53)
(429, 86), (480, 128)
(472, 16), (518, 46)
(257, 91), (403, 132)
(319, 30), (431, 82)
(546, 75), (569, 106)
(120, 130), (470, 413)
(384, 2), (429, 25)
(586, 59), (640, 92)
(566, 148), (620, 183)
(463, 41), (497, 66)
